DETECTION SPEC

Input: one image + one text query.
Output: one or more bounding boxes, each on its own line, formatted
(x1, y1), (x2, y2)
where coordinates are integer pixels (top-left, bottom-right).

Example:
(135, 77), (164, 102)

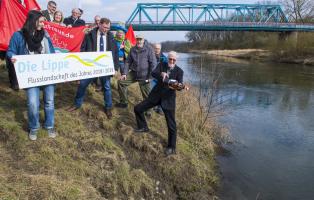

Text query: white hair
(168, 51), (177, 58)
(153, 43), (161, 48)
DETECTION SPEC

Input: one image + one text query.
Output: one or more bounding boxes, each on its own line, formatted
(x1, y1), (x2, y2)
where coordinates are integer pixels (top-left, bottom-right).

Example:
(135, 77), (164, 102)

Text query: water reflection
(176, 53), (314, 200)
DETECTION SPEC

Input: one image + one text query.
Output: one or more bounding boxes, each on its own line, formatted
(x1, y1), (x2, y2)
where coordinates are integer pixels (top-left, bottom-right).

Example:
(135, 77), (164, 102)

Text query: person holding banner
(67, 18), (119, 119)
(6, 10), (57, 141)
(63, 8), (85, 28)
(52, 10), (65, 26)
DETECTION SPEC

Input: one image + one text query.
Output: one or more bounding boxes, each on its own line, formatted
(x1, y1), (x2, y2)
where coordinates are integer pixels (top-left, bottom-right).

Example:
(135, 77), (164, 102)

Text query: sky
(36, 0), (280, 42)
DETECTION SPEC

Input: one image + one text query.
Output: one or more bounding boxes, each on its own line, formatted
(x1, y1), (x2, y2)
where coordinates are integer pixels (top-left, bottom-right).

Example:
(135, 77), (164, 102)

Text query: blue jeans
(75, 76), (112, 109)
(26, 85), (55, 132)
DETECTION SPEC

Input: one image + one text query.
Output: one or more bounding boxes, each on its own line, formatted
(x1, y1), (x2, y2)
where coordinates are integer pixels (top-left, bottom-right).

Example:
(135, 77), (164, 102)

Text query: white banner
(13, 52), (115, 89)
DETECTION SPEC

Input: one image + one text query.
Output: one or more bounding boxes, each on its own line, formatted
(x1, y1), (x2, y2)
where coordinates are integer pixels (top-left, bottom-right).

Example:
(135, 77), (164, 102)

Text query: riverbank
(188, 49), (314, 66)
(0, 63), (225, 199)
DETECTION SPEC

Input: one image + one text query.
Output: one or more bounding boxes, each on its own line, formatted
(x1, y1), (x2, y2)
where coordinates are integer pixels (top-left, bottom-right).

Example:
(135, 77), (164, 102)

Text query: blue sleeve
(161, 53), (167, 63)
(6, 32), (20, 58)
(48, 37), (55, 54)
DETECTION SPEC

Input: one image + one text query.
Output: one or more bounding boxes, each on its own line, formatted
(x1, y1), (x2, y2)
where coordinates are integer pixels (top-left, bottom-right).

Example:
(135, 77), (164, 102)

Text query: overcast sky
(37, 0), (280, 42)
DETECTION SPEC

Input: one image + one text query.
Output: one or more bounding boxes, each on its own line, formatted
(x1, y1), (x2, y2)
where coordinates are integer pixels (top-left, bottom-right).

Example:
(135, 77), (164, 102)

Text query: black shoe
(134, 127), (149, 133)
(164, 147), (176, 156)
(104, 108), (113, 119)
(115, 103), (128, 108)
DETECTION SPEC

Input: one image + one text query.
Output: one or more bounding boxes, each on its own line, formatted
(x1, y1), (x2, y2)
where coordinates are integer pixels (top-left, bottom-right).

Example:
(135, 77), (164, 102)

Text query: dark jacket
(123, 41), (157, 81)
(41, 10), (52, 22)
(149, 62), (184, 110)
(63, 16), (85, 27)
(80, 28), (119, 71)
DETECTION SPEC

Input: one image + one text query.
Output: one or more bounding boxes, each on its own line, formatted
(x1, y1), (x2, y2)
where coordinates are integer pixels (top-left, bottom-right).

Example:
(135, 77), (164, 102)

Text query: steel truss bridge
(122, 3), (314, 32)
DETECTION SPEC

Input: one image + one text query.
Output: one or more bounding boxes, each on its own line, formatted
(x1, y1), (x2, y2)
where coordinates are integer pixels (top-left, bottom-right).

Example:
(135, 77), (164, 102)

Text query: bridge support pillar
(278, 31), (298, 48)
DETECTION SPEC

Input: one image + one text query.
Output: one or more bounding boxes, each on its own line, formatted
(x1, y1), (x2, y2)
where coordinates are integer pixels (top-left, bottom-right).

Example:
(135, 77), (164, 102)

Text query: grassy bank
(188, 49), (272, 60)
(0, 61), (225, 199)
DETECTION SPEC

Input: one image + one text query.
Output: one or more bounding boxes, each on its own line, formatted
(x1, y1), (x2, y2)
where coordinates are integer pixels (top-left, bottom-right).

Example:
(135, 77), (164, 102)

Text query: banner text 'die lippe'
(14, 52), (115, 89)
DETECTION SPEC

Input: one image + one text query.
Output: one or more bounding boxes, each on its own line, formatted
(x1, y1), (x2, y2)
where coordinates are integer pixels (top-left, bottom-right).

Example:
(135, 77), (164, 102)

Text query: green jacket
(114, 35), (131, 59)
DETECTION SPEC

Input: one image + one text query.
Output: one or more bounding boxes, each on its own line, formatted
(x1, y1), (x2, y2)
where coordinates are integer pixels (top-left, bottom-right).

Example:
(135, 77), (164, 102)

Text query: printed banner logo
(64, 54), (110, 67)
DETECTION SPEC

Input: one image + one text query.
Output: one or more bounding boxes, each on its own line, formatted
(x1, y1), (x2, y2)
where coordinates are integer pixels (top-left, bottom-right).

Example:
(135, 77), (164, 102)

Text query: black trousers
(134, 99), (177, 149)
(5, 57), (19, 88)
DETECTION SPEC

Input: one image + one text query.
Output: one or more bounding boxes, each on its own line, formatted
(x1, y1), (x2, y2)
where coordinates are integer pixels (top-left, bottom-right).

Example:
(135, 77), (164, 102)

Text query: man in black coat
(67, 18), (119, 119)
(41, 1), (57, 22)
(134, 51), (184, 156)
(63, 8), (85, 27)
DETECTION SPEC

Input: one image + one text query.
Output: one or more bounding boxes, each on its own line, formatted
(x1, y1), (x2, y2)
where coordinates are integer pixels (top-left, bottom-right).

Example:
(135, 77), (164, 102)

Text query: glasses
(168, 58), (176, 61)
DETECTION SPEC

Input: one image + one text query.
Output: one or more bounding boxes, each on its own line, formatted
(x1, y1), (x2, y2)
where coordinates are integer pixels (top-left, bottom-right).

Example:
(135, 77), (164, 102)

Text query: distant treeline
(162, 31), (314, 59)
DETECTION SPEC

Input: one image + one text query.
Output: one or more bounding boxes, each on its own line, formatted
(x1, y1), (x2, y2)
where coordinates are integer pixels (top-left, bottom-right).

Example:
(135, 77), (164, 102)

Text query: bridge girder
(126, 3), (289, 25)
(124, 3), (314, 32)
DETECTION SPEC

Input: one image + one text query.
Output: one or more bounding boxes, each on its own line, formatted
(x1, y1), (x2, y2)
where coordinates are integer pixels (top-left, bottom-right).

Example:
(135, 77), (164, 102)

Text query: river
(176, 53), (314, 200)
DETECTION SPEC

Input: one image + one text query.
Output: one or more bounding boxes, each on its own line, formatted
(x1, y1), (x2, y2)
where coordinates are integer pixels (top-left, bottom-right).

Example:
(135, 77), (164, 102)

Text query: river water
(176, 53), (314, 200)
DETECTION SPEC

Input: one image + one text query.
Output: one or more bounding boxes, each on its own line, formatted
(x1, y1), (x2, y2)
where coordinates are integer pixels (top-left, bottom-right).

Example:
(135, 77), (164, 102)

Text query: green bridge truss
(123, 3), (314, 32)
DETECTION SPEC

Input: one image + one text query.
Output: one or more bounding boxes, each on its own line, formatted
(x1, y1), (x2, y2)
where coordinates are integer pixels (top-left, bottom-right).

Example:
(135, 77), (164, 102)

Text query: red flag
(125, 24), (136, 46)
(44, 21), (86, 52)
(24, 0), (41, 11)
(0, 0), (29, 51)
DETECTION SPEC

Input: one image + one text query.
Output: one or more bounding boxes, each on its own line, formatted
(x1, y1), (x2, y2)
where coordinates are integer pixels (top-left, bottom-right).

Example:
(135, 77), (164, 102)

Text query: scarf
(22, 29), (45, 53)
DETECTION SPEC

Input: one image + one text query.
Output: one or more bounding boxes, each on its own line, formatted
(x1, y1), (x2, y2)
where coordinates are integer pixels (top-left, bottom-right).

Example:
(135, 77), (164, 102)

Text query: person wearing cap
(114, 29), (131, 73)
(116, 34), (157, 110)
(133, 51), (184, 156)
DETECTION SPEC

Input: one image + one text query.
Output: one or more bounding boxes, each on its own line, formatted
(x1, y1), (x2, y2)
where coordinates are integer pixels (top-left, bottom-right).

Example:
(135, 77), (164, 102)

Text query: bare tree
(281, 0), (314, 23)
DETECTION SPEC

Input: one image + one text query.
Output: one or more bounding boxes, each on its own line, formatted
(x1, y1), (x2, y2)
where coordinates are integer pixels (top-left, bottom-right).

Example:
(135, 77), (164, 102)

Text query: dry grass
(0, 66), (225, 200)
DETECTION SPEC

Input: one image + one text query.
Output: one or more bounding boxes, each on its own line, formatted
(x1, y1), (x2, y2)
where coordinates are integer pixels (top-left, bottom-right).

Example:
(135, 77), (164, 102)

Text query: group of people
(41, 1), (85, 27)
(5, 1), (185, 156)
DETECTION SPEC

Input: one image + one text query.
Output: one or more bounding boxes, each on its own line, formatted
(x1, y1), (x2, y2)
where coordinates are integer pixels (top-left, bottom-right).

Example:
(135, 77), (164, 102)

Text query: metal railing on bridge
(125, 3), (314, 32)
